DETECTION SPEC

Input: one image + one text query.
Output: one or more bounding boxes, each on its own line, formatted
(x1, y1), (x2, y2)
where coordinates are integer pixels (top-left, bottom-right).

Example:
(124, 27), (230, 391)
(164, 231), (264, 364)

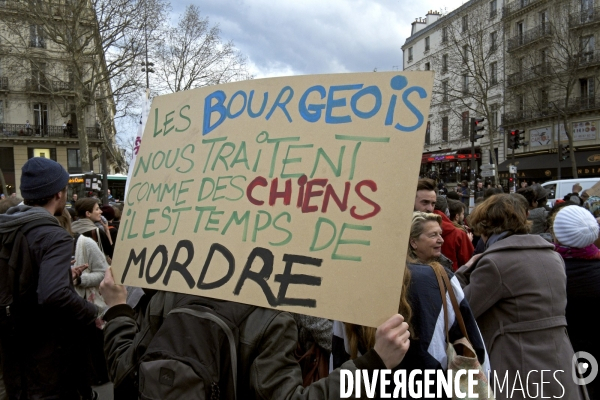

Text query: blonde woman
(332, 212), (488, 397)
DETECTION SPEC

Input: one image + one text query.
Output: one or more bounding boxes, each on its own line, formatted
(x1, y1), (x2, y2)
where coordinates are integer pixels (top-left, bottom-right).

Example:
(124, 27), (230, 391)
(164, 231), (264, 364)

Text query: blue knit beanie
(20, 157), (69, 199)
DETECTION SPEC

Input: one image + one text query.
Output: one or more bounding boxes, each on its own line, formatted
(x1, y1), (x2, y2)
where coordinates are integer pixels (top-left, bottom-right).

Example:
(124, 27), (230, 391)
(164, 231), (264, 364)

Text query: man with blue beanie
(0, 157), (99, 399)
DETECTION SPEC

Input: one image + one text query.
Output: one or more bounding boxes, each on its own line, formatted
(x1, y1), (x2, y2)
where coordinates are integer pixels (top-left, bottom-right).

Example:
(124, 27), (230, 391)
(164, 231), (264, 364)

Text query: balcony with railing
(0, 124), (102, 141)
(502, 0), (547, 19)
(25, 79), (74, 93)
(570, 7), (600, 28)
(568, 51), (600, 68)
(503, 95), (600, 125)
(507, 24), (553, 52)
(506, 62), (552, 86)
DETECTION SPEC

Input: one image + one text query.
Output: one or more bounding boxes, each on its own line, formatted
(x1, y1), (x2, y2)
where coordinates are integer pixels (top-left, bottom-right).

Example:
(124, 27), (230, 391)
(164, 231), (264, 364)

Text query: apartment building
(500, 0), (600, 182)
(0, 0), (122, 197)
(402, 0), (506, 186)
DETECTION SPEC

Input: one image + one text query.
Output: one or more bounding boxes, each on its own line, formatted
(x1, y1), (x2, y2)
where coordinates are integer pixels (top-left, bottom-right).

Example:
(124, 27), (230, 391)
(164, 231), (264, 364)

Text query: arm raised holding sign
(100, 268), (410, 399)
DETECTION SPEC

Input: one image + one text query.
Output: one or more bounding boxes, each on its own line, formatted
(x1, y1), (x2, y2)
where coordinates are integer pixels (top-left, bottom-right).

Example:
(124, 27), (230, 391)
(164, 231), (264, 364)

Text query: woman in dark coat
(456, 194), (586, 400)
(551, 205), (600, 398)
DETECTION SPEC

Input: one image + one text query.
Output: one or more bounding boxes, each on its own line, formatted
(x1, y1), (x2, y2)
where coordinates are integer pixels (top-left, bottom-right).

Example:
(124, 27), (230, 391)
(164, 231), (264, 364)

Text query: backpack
(138, 294), (255, 400)
(0, 218), (58, 395)
(0, 219), (57, 329)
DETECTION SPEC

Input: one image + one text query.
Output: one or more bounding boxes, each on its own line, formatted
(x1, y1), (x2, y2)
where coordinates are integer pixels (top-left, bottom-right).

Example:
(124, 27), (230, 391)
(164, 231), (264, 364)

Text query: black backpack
(0, 218), (58, 396)
(138, 293), (255, 400)
(0, 219), (57, 328)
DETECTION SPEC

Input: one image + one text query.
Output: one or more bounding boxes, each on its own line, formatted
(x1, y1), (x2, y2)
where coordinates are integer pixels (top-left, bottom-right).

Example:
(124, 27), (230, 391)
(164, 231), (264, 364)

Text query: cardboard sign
(111, 72), (433, 327)
(585, 180), (600, 198)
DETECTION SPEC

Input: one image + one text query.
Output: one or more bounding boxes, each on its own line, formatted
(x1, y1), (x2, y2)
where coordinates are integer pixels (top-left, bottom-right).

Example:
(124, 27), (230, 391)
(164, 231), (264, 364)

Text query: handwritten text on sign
(111, 72), (433, 327)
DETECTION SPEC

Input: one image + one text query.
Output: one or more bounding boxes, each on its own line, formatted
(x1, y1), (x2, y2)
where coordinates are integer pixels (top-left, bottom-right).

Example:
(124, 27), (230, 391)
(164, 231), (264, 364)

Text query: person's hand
(99, 267), (127, 308)
(95, 317), (105, 330)
(373, 314), (410, 369)
(467, 231), (473, 242)
(71, 264), (88, 281)
(463, 253), (482, 269)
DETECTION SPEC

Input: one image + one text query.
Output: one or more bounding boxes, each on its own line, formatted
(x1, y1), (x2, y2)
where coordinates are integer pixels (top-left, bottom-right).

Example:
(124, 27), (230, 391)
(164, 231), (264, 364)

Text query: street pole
(101, 148), (108, 205)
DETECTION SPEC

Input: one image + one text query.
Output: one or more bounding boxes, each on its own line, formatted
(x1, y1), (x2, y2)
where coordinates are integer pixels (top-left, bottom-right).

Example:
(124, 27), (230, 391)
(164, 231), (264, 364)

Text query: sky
(175, 0), (467, 79)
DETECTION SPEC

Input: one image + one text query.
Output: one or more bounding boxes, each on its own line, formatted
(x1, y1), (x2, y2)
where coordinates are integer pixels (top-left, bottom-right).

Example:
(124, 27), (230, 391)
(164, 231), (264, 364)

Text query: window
(33, 103), (48, 136)
(67, 149), (82, 173)
(540, 48), (548, 65)
(490, 62), (498, 85)
(424, 62), (431, 71)
(462, 111), (470, 137)
(580, 77), (595, 98)
(425, 121), (431, 145)
(581, 35), (595, 62)
(517, 94), (525, 111)
(425, 36), (430, 51)
(462, 15), (469, 32)
(0, 100), (3, 124)
(462, 74), (469, 94)
(517, 21), (524, 45)
(442, 80), (449, 102)
(490, 104), (499, 129)
(29, 25), (44, 48)
(442, 54), (448, 73)
(442, 26), (448, 43)
(442, 116), (449, 142)
(540, 10), (548, 32)
(30, 62), (46, 91)
(490, 0), (497, 17)
(463, 45), (469, 64)
(408, 47), (413, 62)
(490, 31), (498, 52)
(27, 148), (56, 161)
(581, 0), (594, 22)
(539, 88), (549, 109)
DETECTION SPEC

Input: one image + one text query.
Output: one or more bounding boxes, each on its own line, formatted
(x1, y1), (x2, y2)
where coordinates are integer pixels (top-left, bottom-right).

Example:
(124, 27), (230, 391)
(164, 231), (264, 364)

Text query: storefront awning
(498, 149), (600, 172)
(422, 152), (480, 163)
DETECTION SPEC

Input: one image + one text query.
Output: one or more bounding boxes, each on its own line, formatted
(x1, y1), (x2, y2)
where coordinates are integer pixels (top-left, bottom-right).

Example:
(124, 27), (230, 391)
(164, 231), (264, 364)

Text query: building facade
(403, 1), (506, 186)
(501, 0), (600, 182)
(0, 0), (122, 197)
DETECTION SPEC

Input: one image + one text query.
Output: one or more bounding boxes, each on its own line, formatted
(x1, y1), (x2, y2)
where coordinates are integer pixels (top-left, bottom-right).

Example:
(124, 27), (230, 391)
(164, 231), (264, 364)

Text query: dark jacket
(563, 257), (600, 399)
(0, 205), (97, 399)
(103, 291), (385, 399)
(456, 235), (586, 400)
(332, 263), (489, 399)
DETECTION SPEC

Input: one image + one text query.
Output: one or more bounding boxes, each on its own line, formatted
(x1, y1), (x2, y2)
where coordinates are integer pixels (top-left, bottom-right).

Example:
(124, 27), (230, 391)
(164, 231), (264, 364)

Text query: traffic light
(470, 117), (485, 143)
(559, 144), (570, 160)
(515, 130), (524, 149)
(508, 130), (519, 149)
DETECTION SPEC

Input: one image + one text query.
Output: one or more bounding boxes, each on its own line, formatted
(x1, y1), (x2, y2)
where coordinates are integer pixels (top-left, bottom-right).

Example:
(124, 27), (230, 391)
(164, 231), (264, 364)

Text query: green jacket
(103, 291), (385, 399)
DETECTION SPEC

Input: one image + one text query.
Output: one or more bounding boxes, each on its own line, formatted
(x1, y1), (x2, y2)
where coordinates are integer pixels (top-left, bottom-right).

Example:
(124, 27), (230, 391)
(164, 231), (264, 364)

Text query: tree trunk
(0, 167), (7, 196)
(562, 116), (578, 178)
(77, 101), (91, 172)
(489, 131), (499, 184)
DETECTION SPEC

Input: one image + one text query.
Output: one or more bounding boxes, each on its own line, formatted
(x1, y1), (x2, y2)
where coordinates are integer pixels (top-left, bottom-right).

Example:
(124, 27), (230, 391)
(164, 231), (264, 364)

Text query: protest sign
(111, 71), (434, 327)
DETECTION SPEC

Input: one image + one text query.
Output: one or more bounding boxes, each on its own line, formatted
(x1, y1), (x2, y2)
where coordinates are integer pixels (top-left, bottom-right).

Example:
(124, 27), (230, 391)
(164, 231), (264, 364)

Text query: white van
(541, 178), (600, 207)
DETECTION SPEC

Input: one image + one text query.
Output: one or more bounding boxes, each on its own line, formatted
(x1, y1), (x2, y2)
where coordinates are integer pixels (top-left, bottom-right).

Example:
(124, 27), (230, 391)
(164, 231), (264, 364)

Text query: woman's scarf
(555, 243), (600, 259)
(71, 218), (98, 235)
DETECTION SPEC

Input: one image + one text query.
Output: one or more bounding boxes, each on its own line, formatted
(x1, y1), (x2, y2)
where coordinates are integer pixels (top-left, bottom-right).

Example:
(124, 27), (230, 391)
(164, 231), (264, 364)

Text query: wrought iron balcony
(507, 24), (553, 52)
(503, 0), (546, 19)
(569, 7), (600, 28)
(503, 95), (600, 125)
(506, 63), (552, 86)
(568, 51), (600, 68)
(25, 79), (74, 93)
(0, 124), (102, 141)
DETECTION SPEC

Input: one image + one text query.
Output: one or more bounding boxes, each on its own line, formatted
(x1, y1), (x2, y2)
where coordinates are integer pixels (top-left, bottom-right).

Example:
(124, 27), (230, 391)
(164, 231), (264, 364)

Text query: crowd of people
(0, 159), (598, 400)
